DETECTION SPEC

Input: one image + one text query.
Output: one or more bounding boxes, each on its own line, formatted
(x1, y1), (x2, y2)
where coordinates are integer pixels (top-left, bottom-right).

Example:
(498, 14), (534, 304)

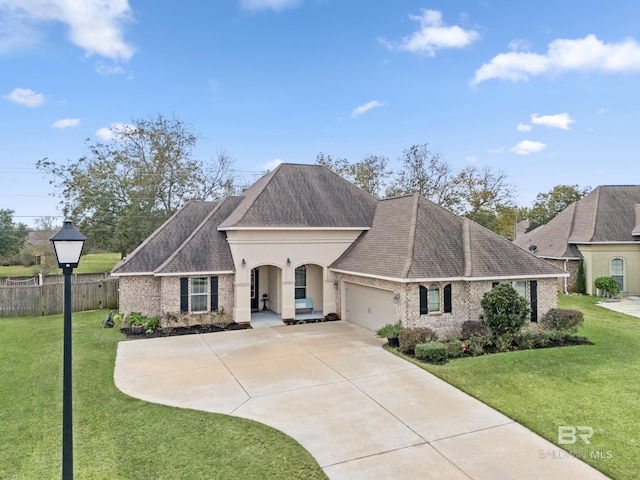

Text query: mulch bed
(121, 322), (251, 339)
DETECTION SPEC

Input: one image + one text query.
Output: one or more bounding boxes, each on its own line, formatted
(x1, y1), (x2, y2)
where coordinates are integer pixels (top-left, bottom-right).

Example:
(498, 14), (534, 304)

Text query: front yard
(0, 310), (326, 480)
(407, 294), (639, 479)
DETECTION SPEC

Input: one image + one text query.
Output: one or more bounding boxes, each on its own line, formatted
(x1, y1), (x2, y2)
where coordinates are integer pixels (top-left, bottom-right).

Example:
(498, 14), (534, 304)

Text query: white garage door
(344, 282), (394, 331)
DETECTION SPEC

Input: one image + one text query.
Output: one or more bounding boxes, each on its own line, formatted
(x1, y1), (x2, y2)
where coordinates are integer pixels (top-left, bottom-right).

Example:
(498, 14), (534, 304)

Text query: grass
(0, 252), (121, 276)
(398, 294), (640, 479)
(0, 310), (327, 479)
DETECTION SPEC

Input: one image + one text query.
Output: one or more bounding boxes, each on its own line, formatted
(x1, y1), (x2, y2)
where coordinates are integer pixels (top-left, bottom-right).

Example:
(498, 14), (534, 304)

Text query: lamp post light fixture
(50, 220), (86, 480)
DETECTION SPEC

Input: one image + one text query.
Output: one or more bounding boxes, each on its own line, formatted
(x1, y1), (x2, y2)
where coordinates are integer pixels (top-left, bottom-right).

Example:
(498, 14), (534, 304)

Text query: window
(611, 258), (624, 291)
(428, 285), (441, 313)
(190, 277), (208, 313)
(512, 281), (527, 298)
(180, 276), (219, 313)
(295, 265), (307, 299)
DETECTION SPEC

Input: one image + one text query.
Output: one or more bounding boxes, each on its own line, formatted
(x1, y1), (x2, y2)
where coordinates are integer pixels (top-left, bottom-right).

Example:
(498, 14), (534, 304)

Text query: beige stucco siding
(578, 244), (640, 295)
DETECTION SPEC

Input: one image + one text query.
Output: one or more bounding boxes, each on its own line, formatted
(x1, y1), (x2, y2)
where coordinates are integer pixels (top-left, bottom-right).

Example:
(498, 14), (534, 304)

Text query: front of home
(112, 163), (566, 337)
(515, 185), (640, 296)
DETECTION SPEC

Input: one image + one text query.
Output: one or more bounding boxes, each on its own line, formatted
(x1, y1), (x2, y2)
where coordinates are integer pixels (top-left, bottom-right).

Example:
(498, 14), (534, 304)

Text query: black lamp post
(50, 220), (86, 480)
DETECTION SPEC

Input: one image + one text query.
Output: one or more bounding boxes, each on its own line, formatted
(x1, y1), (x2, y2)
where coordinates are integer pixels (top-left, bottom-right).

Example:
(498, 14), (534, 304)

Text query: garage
(343, 282), (394, 331)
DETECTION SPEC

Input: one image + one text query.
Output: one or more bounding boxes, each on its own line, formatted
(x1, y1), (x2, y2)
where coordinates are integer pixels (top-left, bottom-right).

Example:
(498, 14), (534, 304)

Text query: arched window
(428, 284), (441, 313)
(611, 258), (624, 292)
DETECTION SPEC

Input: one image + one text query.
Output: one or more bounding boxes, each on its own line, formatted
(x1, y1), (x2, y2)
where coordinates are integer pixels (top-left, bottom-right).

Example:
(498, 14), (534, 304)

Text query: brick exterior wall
(118, 276), (161, 316)
(543, 258), (578, 293)
(335, 273), (560, 339)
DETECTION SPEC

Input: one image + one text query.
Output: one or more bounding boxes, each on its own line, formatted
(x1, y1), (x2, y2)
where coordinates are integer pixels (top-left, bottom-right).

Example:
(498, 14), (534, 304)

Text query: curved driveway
(114, 321), (608, 479)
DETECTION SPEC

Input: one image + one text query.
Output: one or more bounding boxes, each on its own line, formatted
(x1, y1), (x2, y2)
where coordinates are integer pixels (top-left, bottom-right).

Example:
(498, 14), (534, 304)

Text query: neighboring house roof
(514, 185), (640, 259)
(331, 194), (565, 281)
(634, 204), (640, 237)
(218, 163), (377, 230)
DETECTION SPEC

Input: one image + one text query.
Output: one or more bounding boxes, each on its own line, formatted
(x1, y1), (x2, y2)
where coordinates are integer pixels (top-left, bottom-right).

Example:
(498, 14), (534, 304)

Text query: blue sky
(2, 0), (640, 227)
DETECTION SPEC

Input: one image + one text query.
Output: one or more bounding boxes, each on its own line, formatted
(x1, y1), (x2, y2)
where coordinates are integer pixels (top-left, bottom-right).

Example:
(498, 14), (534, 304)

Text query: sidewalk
(114, 321), (609, 479)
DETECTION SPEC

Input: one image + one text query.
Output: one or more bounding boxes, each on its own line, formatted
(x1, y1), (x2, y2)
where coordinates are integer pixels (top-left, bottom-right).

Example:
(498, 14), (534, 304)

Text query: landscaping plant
(480, 283), (530, 336)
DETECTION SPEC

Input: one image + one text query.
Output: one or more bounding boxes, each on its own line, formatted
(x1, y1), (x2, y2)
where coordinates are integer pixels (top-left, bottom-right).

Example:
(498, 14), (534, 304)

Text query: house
(112, 163), (566, 337)
(514, 185), (640, 296)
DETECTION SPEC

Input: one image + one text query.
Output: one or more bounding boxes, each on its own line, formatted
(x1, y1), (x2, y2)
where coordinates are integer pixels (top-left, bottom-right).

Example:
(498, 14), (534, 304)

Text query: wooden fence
(0, 277), (119, 318)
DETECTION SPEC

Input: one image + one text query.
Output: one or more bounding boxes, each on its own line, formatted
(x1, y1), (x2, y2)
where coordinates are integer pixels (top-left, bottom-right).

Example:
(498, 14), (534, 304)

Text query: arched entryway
(250, 265), (283, 324)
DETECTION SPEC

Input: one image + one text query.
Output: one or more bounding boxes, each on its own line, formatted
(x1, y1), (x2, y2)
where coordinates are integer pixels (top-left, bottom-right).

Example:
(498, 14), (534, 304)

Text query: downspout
(563, 259), (569, 294)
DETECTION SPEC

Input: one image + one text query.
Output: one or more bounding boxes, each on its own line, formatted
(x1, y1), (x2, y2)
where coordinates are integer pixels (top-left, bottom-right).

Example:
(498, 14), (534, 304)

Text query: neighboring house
(26, 230), (55, 265)
(112, 163), (566, 337)
(514, 185), (640, 296)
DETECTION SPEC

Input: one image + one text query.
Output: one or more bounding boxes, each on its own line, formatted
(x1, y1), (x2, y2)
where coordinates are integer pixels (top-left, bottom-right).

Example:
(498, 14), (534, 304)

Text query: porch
(250, 310), (325, 328)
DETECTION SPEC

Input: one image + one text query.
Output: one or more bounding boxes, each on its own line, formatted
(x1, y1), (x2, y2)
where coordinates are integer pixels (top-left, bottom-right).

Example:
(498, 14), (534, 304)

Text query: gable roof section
(634, 204), (640, 237)
(218, 163), (377, 230)
(514, 185), (640, 258)
(331, 194), (564, 281)
(112, 200), (221, 275)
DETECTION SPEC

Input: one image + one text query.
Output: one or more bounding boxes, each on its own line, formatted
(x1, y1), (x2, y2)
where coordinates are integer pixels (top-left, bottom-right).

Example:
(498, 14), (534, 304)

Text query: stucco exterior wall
(118, 275), (161, 316)
(578, 244), (640, 295)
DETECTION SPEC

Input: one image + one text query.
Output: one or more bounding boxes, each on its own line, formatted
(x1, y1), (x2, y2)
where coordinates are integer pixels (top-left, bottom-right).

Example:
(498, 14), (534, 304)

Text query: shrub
(376, 322), (402, 339)
(464, 333), (493, 356)
(415, 342), (448, 363)
(443, 338), (465, 358)
(494, 333), (515, 352)
(480, 283), (530, 336)
(541, 308), (584, 333)
(460, 320), (488, 340)
(513, 330), (538, 350)
(398, 327), (437, 354)
(574, 258), (586, 294)
(595, 277), (620, 297)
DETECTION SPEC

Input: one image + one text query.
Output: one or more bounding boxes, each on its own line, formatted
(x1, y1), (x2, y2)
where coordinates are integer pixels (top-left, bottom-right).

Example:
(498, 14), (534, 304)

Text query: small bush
(464, 333), (493, 356)
(541, 308), (584, 333)
(460, 320), (488, 340)
(513, 330), (538, 350)
(494, 333), (515, 352)
(415, 342), (448, 363)
(595, 277), (620, 297)
(480, 283), (530, 336)
(398, 327), (437, 354)
(443, 338), (464, 358)
(376, 322), (402, 339)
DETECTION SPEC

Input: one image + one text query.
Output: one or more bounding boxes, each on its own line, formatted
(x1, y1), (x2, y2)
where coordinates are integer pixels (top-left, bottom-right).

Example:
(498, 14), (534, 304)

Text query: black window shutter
(530, 280), (538, 322)
(492, 281), (499, 288)
(180, 277), (189, 313)
(210, 276), (219, 311)
(419, 286), (428, 314)
(444, 283), (452, 313)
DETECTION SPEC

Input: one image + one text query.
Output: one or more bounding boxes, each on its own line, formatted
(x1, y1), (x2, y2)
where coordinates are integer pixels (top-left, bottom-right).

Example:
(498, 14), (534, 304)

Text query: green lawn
(0, 252), (121, 276)
(0, 310), (327, 479)
(407, 294), (640, 480)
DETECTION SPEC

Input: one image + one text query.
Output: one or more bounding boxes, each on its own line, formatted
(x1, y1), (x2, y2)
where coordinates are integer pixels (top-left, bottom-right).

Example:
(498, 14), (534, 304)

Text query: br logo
(558, 426), (594, 445)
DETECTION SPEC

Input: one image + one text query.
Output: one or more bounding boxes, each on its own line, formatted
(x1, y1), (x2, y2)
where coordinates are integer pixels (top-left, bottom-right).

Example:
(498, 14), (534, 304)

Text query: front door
(251, 268), (260, 311)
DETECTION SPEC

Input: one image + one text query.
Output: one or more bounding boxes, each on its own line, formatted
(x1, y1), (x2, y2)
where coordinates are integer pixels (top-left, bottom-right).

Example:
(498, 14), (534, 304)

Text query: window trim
(190, 277), (209, 313)
(419, 283), (449, 315)
(295, 265), (307, 299)
(610, 257), (624, 292)
(180, 276), (219, 313)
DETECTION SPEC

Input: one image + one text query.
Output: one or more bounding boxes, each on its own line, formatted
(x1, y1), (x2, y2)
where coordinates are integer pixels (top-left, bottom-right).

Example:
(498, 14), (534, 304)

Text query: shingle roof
(514, 185), (640, 258)
(112, 200), (222, 275)
(331, 194), (565, 280)
(218, 163), (377, 229)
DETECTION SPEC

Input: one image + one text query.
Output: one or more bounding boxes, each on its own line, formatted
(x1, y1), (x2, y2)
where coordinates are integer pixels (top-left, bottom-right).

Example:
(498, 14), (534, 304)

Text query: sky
(2, 0), (640, 228)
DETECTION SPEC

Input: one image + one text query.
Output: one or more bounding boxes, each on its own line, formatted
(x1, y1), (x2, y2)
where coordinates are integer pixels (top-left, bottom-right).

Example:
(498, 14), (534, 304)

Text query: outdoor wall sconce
(393, 292), (401, 303)
(333, 280), (339, 289)
(287, 258), (291, 266)
(242, 258), (246, 267)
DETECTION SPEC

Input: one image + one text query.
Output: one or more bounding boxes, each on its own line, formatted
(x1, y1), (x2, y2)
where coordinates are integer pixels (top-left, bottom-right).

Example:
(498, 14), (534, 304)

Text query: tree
(0, 209), (28, 259)
(37, 113), (237, 256)
(386, 144), (459, 209)
(316, 153), (392, 198)
(527, 184), (590, 231)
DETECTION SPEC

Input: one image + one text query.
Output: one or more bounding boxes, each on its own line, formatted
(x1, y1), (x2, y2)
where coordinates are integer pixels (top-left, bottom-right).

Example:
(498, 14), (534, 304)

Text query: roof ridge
(401, 194), (419, 277)
(155, 199), (226, 273)
(588, 186), (602, 242)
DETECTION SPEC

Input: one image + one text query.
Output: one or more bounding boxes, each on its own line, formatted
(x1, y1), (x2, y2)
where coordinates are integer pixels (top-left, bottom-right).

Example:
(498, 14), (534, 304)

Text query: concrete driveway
(114, 321), (609, 480)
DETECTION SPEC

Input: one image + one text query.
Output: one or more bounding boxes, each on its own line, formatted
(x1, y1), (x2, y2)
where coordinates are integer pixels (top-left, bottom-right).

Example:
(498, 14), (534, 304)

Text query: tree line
(0, 113), (590, 265)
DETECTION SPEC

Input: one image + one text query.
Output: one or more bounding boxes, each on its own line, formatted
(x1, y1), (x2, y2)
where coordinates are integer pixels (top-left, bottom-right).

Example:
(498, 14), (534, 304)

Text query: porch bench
(295, 298), (314, 314)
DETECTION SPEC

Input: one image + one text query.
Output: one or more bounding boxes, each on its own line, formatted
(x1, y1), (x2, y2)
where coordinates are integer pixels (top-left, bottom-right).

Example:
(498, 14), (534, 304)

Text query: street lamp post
(50, 221), (86, 480)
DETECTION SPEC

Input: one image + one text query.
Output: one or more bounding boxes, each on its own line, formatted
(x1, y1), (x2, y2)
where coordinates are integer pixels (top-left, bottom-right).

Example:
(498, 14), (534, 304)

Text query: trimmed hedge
(415, 342), (448, 363)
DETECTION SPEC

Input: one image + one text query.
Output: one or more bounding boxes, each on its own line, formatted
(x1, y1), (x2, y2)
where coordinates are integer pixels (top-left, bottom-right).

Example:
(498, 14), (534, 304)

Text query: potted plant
(376, 321), (402, 347)
(127, 312), (145, 334)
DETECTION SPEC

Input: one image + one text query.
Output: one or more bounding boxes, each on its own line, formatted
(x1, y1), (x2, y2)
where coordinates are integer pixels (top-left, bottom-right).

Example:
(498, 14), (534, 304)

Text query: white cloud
(381, 9), (479, 56)
(510, 140), (547, 155)
(597, 107), (608, 114)
(51, 118), (80, 128)
(3, 87), (44, 106)
(465, 155), (478, 163)
(488, 147), (504, 154)
(517, 123), (532, 132)
(0, 0), (135, 61)
(531, 113), (574, 130)
(351, 100), (384, 118)
(96, 122), (135, 141)
(240, 0), (302, 12)
(262, 159), (283, 171)
(472, 34), (640, 84)
(95, 62), (125, 76)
